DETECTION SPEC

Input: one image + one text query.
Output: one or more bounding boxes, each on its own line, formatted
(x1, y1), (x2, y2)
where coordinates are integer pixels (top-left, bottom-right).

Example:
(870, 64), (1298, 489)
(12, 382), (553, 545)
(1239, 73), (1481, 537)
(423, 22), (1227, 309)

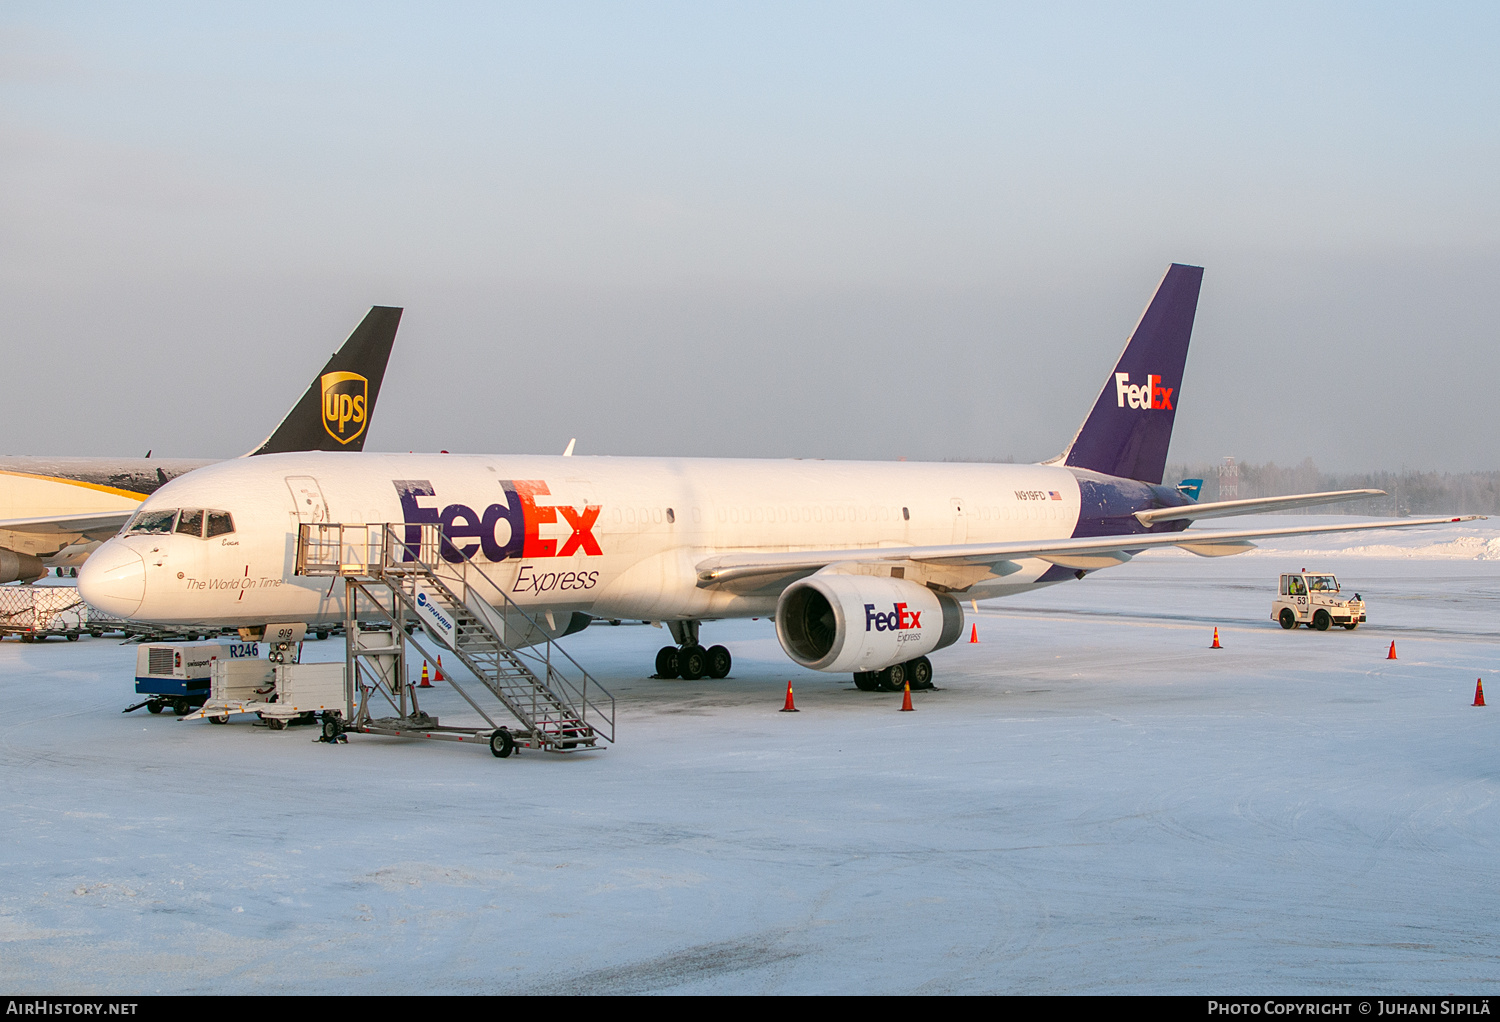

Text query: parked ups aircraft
(0, 307), (401, 583)
(78, 268), (1479, 689)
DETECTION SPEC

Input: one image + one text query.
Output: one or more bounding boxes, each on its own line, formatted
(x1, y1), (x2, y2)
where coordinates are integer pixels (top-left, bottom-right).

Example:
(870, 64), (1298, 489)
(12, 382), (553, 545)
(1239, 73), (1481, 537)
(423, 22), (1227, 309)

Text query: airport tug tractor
(1271, 571), (1366, 631)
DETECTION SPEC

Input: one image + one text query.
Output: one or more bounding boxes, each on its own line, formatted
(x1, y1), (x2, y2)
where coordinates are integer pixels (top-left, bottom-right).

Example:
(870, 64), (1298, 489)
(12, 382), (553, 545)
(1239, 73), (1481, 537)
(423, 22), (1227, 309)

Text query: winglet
(1058, 265), (1203, 483)
(248, 306), (403, 456)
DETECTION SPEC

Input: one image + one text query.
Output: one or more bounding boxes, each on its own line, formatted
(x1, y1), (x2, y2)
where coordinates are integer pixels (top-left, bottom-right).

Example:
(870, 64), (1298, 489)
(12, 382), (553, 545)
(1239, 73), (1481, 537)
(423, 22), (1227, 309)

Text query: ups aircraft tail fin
(1057, 263), (1202, 484)
(249, 306), (402, 456)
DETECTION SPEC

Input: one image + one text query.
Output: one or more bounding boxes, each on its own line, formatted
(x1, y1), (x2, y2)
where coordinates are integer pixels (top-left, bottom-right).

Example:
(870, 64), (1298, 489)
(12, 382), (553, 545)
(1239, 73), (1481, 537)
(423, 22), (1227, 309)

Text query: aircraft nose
(78, 541), (146, 619)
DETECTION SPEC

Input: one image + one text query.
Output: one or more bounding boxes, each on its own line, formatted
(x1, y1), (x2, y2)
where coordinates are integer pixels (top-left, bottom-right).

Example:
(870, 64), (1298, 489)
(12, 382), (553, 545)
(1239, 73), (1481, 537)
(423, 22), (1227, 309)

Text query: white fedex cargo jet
(78, 266), (1479, 690)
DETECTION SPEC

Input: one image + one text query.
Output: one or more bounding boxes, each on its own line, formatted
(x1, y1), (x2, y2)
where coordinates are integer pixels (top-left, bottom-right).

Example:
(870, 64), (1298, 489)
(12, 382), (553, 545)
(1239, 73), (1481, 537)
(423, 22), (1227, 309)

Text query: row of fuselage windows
(124, 502), (1065, 537)
(606, 503), (1067, 527)
(127, 507), (236, 539)
(705, 504), (1066, 525)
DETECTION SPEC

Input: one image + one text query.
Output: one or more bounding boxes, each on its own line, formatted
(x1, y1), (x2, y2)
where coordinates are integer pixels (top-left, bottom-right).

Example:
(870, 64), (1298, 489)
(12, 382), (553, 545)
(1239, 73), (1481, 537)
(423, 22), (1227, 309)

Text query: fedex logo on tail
(865, 602), (920, 632)
(1115, 373), (1175, 411)
(394, 479), (602, 564)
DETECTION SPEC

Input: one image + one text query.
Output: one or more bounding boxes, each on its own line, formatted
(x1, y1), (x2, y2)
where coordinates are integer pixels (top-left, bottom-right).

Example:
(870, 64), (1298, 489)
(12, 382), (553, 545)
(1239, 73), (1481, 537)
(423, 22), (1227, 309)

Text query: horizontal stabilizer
(1133, 489), (1386, 527)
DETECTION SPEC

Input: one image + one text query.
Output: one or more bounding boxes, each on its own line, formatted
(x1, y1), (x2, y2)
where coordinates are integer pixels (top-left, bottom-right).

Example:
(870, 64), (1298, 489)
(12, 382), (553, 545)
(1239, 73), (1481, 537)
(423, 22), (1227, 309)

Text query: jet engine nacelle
(775, 572), (964, 674)
(0, 548), (46, 585)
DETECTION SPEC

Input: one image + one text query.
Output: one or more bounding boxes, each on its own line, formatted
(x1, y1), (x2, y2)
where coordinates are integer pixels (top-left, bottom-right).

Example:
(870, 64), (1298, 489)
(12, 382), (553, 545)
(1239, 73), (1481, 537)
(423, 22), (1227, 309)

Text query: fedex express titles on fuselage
(86, 451), (1103, 626)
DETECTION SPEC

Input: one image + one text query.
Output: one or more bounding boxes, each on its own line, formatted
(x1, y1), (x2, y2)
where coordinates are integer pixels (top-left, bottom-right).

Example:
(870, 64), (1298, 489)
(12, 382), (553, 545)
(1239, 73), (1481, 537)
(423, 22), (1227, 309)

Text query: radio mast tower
(1218, 457), (1239, 500)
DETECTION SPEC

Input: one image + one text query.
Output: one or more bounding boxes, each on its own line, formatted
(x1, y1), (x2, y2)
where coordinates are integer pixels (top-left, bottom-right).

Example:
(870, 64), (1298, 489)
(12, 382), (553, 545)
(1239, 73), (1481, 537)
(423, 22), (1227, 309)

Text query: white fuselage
(80, 451), (1090, 627)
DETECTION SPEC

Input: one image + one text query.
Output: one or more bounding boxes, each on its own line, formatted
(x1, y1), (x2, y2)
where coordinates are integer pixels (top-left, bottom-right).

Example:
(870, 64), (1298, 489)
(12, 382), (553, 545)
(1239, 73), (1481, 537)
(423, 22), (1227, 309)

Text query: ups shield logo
(320, 371), (369, 445)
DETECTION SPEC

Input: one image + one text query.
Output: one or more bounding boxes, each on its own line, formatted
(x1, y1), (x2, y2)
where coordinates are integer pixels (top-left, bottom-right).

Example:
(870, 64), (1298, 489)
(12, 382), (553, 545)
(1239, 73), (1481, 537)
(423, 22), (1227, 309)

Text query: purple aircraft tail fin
(1059, 264), (1203, 484)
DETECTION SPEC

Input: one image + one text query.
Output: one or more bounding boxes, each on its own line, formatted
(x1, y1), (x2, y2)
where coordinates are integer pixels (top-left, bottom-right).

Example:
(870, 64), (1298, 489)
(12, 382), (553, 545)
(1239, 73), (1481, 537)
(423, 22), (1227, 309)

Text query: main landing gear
(654, 620), (732, 681)
(655, 644), (732, 680)
(853, 656), (934, 693)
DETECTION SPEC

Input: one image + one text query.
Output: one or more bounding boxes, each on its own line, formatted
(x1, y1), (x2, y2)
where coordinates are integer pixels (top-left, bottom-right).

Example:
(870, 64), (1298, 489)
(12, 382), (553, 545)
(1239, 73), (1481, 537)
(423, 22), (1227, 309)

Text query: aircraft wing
(0, 510), (134, 539)
(1133, 489), (1385, 526)
(695, 515), (1484, 592)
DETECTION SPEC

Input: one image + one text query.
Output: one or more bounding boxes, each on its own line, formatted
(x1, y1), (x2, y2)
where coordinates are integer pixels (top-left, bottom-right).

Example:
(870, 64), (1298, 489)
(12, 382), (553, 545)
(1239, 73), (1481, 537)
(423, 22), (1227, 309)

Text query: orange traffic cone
(434, 655), (445, 682)
(969, 624), (979, 644)
(1211, 627), (1222, 649)
(780, 681), (798, 712)
(900, 681), (914, 711)
(1387, 641), (1398, 660)
(417, 661), (433, 688)
(1475, 678), (1486, 707)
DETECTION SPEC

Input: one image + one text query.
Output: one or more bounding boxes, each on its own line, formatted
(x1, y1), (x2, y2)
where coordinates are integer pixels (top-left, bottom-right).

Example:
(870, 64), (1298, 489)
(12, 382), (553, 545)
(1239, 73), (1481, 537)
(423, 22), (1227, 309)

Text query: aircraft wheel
(678, 645), (707, 680)
(853, 671), (880, 691)
(1279, 609), (1296, 630)
(907, 656), (934, 690)
(878, 662), (907, 692)
(489, 727), (515, 758)
(1313, 610), (1331, 631)
(654, 645), (681, 679)
(706, 645), (732, 679)
(147, 700), (164, 714)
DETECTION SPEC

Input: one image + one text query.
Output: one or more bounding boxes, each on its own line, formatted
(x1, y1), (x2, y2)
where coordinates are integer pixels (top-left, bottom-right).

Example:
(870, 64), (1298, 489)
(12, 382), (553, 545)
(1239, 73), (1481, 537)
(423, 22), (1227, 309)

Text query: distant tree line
(1164, 458), (1500, 517)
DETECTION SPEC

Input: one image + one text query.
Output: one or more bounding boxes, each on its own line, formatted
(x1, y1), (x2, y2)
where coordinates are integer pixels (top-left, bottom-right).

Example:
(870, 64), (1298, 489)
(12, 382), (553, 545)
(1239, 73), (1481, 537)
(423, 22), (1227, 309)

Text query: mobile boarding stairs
(256, 521), (613, 756)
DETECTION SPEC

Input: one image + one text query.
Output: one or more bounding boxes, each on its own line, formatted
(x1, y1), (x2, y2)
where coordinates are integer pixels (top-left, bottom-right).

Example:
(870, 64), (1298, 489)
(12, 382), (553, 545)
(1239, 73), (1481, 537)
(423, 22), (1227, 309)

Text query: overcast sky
(3, 3), (1497, 470)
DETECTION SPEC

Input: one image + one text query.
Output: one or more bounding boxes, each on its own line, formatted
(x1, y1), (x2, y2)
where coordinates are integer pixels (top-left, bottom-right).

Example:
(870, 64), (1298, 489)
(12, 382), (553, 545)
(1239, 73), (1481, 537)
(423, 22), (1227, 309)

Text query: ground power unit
(129, 639), (259, 716)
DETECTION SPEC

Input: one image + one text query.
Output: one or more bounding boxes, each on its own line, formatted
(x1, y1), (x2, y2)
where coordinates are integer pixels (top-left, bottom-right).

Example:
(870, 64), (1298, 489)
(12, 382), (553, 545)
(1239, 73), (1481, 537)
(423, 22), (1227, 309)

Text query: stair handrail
(295, 521), (615, 743)
(376, 523), (614, 742)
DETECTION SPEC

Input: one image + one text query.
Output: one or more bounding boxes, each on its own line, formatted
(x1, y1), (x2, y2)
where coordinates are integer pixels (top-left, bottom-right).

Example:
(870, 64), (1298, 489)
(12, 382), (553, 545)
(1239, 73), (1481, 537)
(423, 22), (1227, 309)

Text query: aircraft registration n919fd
(79, 265), (1481, 691)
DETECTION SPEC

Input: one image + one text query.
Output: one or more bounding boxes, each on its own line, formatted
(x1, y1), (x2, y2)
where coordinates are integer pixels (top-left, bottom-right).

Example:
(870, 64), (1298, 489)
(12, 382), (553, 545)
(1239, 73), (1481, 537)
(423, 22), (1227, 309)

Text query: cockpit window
(128, 509), (177, 535)
(176, 509), (205, 538)
(126, 507), (234, 538)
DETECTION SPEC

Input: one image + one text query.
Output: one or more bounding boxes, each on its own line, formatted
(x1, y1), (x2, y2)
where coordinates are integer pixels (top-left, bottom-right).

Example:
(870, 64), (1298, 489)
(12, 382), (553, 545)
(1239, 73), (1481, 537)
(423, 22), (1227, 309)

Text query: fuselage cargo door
(950, 497), (967, 543)
(286, 476), (329, 525)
